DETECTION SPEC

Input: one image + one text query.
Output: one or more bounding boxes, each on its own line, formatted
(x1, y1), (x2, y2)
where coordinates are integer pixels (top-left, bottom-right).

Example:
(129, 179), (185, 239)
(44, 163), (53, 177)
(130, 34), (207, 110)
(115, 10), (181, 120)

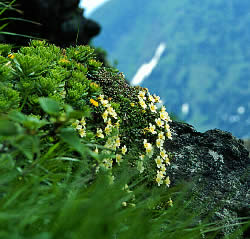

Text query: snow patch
(130, 42), (166, 86)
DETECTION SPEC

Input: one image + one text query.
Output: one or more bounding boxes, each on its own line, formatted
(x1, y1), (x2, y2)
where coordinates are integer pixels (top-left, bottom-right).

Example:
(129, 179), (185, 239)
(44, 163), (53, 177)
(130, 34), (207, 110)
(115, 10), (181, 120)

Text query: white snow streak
(130, 42), (166, 86)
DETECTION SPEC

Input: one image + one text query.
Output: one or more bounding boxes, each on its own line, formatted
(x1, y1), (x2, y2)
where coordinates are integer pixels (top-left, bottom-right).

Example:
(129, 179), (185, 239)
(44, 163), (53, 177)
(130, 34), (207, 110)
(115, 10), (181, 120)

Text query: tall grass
(0, 0), (42, 39)
(0, 119), (248, 238)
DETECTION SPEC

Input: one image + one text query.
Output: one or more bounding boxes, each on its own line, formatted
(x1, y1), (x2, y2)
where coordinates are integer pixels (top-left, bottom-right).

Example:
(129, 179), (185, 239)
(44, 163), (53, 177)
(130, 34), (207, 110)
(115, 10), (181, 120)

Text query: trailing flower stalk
(137, 89), (172, 187)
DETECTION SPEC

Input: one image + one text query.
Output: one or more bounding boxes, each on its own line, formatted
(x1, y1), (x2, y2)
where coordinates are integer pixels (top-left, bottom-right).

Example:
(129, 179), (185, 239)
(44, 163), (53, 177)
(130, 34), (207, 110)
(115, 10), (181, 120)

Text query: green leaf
(0, 119), (19, 136)
(39, 97), (61, 116)
(8, 111), (26, 123)
(8, 111), (48, 130)
(13, 135), (40, 160)
(0, 23), (8, 31)
(60, 128), (86, 156)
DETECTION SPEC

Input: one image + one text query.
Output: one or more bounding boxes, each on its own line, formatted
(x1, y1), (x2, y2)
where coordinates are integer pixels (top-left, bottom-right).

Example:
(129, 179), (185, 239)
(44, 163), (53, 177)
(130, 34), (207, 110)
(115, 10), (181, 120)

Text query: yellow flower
(80, 117), (86, 127)
(98, 94), (105, 101)
(116, 154), (123, 165)
(96, 128), (104, 138)
(90, 82), (99, 88)
(130, 102), (135, 107)
(140, 154), (145, 160)
(158, 132), (165, 140)
(107, 106), (117, 119)
(103, 158), (113, 169)
(165, 123), (170, 131)
(8, 54), (14, 59)
(102, 110), (109, 122)
(122, 201), (127, 207)
(121, 145), (127, 155)
(149, 102), (157, 113)
(165, 176), (171, 187)
(160, 111), (168, 121)
(157, 170), (165, 179)
(160, 164), (166, 174)
(139, 99), (147, 109)
(155, 156), (163, 168)
(101, 99), (109, 107)
(165, 155), (170, 165)
(160, 106), (166, 112)
(76, 124), (82, 130)
(143, 139), (153, 154)
(106, 118), (112, 126)
(115, 120), (120, 128)
(160, 149), (167, 160)
(104, 125), (112, 135)
(148, 123), (157, 134)
(90, 98), (99, 107)
(72, 120), (80, 128)
(115, 137), (121, 148)
(154, 94), (160, 103)
(168, 198), (173, 207)
(138, 90), (146, 100)
(156, 173), (163, 186)
(94, 147), (99, 154)
(59, 58), (70, 64)
(148, 94), (155, 103)
(155, 118), (164, 128)
(78, 128), (86, 138)
(156, 138), (163, 148)
(166, 131), (172, 140)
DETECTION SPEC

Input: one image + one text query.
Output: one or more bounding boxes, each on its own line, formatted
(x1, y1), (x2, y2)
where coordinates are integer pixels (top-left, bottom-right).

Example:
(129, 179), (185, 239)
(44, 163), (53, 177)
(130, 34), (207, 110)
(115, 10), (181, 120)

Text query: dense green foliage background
(92, 0), (250, 138)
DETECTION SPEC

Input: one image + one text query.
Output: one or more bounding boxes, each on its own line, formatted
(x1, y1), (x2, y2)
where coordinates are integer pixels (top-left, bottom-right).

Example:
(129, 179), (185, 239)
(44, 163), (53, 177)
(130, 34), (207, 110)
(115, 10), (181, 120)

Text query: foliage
(0, 40), (249, 238)
(92, 0), (250, 138)
(0, 40), (174, 188)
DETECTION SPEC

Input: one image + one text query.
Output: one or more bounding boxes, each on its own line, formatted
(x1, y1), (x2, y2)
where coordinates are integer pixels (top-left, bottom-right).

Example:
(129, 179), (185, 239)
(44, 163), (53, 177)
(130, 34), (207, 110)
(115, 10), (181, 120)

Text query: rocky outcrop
(1, 0), (100, 47)
(166, 121), (250, 238)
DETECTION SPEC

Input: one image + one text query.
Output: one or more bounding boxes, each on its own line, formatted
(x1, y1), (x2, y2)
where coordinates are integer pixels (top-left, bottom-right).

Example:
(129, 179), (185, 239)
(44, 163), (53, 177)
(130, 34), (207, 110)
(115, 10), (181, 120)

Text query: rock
(166, 121), (250, 238)
(1, 0), (100, 47)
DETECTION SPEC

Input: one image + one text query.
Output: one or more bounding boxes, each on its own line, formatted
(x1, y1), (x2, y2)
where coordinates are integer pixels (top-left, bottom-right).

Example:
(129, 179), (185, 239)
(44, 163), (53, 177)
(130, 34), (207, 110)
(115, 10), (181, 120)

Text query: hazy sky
(80, 0), (110, 16)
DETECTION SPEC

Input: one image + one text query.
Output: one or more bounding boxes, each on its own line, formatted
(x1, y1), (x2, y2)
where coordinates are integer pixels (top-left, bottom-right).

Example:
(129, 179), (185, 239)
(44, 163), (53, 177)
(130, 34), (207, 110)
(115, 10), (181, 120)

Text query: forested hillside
(92, 0), (250, 138)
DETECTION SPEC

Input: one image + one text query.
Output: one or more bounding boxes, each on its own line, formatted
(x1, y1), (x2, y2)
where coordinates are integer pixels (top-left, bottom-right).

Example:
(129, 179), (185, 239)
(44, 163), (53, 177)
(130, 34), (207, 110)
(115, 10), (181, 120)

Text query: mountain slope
(91, 0), (250, 138)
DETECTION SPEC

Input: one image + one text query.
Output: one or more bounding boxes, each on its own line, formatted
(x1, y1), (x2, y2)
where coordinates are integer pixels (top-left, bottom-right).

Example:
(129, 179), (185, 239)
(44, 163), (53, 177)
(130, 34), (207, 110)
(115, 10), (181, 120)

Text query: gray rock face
(167, 121), (250, 238)
(1, 0), (100, 47)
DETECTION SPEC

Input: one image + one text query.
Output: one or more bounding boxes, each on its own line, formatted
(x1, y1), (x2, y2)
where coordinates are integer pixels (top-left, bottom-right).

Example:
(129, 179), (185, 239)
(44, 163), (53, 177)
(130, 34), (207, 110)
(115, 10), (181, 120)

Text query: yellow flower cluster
(100, 96), (126, 169)
(90, 98), (99, 107)
(73, 85), (172, 188)
(137, 89), (172, 187)
(81, 94), (127, 173)
(8, 54), (15, 59)
(59, 57), (70, 64)
(72, 117), (86, 138)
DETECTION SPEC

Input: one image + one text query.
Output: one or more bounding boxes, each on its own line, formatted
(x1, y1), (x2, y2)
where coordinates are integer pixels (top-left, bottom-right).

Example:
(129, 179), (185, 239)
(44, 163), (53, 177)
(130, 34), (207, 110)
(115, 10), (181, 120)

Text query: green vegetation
(0, 40), (248, 238)
(92, 0), (250, 138)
